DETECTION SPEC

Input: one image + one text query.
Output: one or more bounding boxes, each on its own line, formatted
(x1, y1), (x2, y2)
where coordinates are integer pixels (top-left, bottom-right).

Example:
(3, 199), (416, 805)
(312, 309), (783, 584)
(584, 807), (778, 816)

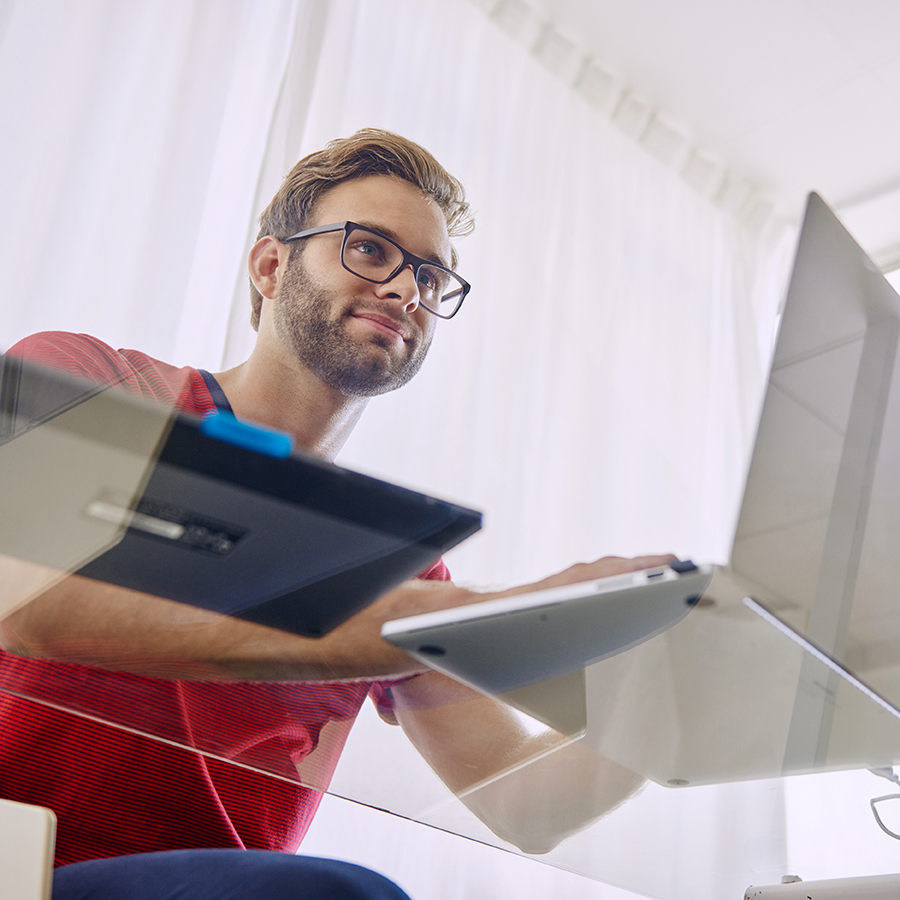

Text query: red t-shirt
(0, 332), (448, 866)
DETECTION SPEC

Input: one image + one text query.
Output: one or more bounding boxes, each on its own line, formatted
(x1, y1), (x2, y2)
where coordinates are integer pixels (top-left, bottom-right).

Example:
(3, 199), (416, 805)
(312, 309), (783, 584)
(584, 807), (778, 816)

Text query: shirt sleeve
(7, 332), (135, 386)
(6, 331), (213, 415)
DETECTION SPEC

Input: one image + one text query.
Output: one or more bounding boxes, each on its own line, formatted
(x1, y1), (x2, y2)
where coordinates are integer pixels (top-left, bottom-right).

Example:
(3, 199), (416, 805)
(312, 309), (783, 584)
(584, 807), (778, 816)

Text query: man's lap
(53, 848), (412, 900)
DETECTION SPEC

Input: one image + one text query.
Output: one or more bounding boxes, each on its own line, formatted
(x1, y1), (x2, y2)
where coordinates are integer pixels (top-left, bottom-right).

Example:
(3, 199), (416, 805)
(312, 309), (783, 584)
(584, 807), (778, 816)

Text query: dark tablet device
(0, 356), (482, 637)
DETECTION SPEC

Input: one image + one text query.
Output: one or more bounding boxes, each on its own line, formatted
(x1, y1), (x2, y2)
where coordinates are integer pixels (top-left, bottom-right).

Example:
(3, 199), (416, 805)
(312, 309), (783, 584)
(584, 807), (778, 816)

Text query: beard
(273, 253), (434, 397)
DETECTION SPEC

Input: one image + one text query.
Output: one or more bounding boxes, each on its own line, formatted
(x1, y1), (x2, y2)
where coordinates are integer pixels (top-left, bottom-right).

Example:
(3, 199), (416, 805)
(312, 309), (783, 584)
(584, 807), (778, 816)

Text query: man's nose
(373, 265), (420, 313)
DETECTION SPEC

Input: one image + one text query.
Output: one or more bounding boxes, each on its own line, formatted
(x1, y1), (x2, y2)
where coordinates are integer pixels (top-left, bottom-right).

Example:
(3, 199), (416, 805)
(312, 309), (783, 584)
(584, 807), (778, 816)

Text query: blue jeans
(53, 849), (413, 899)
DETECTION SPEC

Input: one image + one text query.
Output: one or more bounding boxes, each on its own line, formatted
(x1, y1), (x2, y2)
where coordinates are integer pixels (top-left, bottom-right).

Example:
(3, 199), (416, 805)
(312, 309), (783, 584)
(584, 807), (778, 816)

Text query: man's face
(272, 175), (451, 397)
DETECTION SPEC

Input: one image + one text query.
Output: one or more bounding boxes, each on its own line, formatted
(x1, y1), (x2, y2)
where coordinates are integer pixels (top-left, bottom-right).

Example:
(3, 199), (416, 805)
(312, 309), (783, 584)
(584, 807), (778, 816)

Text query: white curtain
(0, 2), (833, 898)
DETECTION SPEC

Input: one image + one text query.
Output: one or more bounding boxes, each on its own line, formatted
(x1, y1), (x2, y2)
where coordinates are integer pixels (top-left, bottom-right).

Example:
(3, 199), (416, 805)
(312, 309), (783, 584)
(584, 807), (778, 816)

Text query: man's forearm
(0, 553), (674, 682)
(391, 670), (644, 854)
(0, 557), (470, 681)
(384, 556), (676, 850)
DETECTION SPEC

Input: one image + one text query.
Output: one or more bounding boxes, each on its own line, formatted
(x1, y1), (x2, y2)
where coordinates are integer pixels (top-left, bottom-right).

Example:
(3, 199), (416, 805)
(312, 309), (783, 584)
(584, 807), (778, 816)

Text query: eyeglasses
(283, 221), (470, 319)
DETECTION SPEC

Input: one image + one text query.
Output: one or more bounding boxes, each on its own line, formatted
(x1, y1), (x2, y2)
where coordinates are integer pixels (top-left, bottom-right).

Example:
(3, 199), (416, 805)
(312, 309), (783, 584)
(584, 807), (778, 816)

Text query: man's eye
(418, 268), (450, 295)
(355, 241), (382, 258)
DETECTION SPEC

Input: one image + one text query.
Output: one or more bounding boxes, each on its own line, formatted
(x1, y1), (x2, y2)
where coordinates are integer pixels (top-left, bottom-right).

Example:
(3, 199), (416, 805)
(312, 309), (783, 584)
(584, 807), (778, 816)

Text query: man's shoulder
(8, 331), (166, 381)
(8, 331), (135, 377)
(7, 331), (213, 414)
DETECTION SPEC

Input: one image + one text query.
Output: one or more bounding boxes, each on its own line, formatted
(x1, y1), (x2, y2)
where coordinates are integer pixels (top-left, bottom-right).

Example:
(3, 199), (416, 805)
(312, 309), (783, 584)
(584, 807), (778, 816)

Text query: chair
(0, 798), (56, 900)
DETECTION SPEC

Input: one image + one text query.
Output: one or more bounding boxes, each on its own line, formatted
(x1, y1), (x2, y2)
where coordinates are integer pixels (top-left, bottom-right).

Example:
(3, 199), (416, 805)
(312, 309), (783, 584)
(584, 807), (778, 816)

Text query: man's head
(250, 129), (473, 331)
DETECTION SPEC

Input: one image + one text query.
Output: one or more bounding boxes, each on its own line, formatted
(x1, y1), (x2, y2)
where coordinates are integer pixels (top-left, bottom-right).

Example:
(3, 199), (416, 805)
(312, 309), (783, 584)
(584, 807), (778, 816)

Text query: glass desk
(2, 559), (900, 899)
(5, 250), (900, 900)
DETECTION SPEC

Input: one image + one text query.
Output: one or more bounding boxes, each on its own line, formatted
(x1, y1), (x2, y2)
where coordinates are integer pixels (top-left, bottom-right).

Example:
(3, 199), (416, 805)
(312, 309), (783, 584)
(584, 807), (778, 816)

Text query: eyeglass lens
(342, 227), (465, 315)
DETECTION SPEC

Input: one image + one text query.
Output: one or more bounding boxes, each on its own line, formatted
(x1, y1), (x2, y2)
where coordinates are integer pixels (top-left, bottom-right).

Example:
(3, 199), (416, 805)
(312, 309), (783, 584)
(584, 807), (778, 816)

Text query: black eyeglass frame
(282, 221), (470, 320)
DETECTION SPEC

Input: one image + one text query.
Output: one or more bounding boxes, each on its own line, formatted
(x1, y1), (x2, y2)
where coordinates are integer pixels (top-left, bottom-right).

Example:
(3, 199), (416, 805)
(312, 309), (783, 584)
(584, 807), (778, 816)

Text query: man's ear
(248, 236), (291, 300)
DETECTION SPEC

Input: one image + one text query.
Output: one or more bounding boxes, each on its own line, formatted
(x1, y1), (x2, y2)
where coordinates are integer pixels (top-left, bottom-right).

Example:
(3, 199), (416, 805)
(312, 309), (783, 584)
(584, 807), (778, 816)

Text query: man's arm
(384, 555), (672, 854)
(389, 670), (643, 854)
(0, 555), (466, 681)
(0, 554), (672, 683)
(0, 552), (667, 852)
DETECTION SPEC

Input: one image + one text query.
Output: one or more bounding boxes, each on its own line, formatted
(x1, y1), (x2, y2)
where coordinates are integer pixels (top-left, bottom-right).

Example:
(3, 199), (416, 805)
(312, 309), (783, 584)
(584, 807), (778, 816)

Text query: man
(0, 129), (671, 898)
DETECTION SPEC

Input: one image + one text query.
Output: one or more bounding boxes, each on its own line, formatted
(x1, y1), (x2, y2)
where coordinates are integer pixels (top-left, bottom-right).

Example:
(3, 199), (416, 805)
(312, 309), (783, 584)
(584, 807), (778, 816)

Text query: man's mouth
(349, 311), (412, 343)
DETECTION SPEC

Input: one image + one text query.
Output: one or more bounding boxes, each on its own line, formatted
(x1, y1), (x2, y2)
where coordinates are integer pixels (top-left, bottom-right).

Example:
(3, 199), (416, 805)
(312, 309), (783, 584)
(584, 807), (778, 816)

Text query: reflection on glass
(0, 354), (555, 822)
(408, 581), (900, 899)
(0, 355), (178, 619)
(871, 793), (900, 839)
(726, 195), (900, 776)
(4, 194), (900, 899)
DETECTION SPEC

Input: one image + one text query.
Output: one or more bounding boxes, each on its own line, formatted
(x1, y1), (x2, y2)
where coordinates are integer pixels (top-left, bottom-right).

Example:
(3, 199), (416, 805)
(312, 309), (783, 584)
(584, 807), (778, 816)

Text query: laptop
(383, 193), (900, 785)
(0, 357), (482, 637)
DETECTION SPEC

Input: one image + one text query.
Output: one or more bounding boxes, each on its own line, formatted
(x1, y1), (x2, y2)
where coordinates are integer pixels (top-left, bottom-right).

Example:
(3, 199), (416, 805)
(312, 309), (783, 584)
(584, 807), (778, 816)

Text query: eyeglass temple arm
(282, 222), (349, 243)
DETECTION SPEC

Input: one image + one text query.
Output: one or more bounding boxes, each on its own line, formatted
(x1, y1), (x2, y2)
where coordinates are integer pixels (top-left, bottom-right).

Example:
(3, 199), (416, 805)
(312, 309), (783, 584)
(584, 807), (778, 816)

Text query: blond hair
(249, 129), (473, 330)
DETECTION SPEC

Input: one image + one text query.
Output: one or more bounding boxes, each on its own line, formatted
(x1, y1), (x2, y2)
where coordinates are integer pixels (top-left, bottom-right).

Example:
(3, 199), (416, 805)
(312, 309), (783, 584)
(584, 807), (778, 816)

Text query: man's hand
(499, 553), (677, 596)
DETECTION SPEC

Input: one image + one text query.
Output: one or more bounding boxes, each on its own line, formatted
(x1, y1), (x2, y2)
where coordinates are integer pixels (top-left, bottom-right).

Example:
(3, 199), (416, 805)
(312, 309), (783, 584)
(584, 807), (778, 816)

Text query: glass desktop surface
(5, 191), (900, 899)
(2, 404), (900, 897)
(1, 357), (898, 899)
(2, 567), (900, 899)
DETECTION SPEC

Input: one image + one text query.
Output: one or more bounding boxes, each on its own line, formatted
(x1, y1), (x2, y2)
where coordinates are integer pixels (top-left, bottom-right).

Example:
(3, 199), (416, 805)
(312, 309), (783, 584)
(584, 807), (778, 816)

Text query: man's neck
(211, 349), (368, 462)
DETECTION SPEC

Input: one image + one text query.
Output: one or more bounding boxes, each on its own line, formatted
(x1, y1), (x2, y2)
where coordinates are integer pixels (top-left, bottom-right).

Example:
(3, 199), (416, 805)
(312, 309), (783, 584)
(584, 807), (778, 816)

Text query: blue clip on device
(199, 412), (295, 459)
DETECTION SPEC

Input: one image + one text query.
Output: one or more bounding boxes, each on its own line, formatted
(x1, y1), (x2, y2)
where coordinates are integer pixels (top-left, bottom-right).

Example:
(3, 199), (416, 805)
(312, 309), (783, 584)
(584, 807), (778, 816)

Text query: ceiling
(487, 0), (900, 272)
